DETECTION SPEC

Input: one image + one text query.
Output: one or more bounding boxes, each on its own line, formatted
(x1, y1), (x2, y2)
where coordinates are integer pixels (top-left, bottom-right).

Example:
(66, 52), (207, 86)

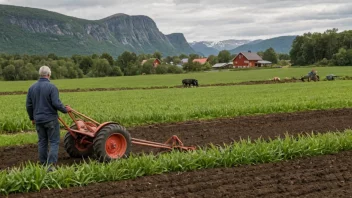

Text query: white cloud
(0, 0), (351, 42)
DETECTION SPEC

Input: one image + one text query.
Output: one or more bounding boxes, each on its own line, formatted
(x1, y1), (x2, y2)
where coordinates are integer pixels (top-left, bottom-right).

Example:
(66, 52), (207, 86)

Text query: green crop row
(0, 66), (351, 92)
(0, 81), (352, 133)
(1, 130), (352, 195)
(0, 132), (66, 147)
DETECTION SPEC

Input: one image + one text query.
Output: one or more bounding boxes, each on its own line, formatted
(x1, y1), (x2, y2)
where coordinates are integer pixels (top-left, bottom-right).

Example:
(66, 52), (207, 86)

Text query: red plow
(58, 106), (196, 162)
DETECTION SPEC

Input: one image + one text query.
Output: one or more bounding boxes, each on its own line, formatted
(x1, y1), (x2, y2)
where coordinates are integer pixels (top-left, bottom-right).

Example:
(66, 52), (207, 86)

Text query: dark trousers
(35, 119), (60, 166)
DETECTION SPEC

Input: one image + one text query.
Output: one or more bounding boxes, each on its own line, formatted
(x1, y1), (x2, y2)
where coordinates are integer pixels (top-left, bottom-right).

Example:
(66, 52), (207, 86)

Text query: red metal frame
(58, 106), (196, 152)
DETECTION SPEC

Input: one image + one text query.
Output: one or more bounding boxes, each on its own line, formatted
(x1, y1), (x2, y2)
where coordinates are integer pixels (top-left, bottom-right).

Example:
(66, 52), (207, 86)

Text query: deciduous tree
(263, 48), (278, 64)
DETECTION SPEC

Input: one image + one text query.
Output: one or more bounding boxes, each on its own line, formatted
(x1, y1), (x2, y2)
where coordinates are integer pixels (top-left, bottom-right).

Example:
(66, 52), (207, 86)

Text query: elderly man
(26, 66), (71, 170)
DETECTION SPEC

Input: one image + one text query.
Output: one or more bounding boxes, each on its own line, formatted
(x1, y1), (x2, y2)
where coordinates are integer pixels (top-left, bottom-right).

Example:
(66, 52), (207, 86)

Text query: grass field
(0, 66), (351, 92)
(1, 80), (351, 133)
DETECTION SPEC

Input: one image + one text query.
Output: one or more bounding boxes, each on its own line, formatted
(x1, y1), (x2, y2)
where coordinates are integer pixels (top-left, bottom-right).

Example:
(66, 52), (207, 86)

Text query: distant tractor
(326, 74), (339, 81)
(300, 75), (320, 82)
(300, 70), (320, 82)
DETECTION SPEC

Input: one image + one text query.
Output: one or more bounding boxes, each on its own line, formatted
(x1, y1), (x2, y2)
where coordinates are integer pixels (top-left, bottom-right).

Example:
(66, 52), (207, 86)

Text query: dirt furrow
(9, 150), (352, 198)
(1, 108), (351, 170)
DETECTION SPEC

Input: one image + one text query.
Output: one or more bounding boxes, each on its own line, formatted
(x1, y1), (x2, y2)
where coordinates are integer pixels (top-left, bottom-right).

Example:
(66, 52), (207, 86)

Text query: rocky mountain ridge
(0, 4), (195, 57)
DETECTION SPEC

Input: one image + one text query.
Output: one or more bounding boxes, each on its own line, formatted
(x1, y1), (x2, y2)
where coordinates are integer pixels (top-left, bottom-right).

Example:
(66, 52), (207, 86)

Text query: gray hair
(39, 66), (51, 77)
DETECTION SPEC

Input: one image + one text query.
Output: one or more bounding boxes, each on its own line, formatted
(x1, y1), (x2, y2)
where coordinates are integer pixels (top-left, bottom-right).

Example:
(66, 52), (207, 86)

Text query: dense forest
(290, 29), (352, 66)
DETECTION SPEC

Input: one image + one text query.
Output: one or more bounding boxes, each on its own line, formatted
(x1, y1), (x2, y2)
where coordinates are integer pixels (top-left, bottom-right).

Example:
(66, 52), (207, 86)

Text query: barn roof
(193, 58), (208, 64)
(141, 58), (161, 65)
(234, 52), (263, 61)
(257, 60), (272, 64)
(212, 62), (233, 68)
(141, 60), (147, 65)
(181, 58), (188, 63)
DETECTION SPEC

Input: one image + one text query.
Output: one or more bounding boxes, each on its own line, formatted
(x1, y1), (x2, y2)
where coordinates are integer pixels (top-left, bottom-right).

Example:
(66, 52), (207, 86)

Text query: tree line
(0, 47), (289, 81)
(0, 52), (182, 81)
(290, 28), (352, 66)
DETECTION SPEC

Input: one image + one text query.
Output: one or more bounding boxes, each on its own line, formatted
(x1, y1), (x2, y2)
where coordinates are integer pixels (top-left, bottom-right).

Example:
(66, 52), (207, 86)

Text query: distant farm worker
(308, 69), (317, 77)
(26, 66), (71, 171)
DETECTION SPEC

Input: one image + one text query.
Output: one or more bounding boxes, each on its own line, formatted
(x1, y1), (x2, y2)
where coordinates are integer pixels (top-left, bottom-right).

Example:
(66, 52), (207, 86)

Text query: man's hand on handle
(65, 105), (72, 113)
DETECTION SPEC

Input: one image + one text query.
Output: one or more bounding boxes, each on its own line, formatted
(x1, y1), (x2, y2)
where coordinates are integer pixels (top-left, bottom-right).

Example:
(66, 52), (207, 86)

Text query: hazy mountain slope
(230, 36), (297, 54)
(0, 4), (195, 57)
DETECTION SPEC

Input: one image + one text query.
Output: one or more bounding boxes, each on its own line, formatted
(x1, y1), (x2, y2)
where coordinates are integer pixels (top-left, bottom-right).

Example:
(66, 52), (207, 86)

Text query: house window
(239, 55), (242, 59)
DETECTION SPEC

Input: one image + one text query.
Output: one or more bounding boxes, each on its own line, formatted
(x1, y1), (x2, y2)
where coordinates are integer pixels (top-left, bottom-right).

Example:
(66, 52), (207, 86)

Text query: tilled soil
(1, 108), (352, 170)
(0, 79), (303, 96)
(9, 150), (352, 198)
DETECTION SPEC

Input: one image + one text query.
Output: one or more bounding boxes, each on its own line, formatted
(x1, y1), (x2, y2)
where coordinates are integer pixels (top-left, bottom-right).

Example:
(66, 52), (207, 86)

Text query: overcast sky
(0, 0), (351, 42)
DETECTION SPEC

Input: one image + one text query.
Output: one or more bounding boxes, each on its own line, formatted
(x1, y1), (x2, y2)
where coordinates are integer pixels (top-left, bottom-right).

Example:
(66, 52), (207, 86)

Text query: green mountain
(230, 36), (297, 54)
(0, 5), (195, 57)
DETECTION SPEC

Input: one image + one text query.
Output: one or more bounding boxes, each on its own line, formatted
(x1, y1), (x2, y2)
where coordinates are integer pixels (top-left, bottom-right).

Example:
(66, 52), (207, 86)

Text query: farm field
(0, 81), (351, 133)
(1, 1), (352, 196)
(8, 150), (352, 198)
(1, 68), (352, 197)
(0, 66), (351, 92)
(1, 108), (352, 197)
(1, 108), (352, 170)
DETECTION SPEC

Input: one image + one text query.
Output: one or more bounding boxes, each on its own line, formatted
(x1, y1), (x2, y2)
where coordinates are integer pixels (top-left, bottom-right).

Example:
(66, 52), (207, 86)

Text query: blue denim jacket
(26, 78), (67, 124)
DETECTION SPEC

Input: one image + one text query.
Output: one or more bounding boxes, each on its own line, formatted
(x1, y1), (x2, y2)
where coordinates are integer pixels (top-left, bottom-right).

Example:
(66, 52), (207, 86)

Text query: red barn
(153, 58), (161, 67)
(141, 58), (161, 68)
(232, 51), (263, 68)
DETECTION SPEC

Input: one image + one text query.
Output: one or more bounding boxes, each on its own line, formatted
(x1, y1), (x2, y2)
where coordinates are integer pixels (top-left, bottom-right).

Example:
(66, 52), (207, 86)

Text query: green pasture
(0, 66), (351, 92)
(0, 80), (351, 133)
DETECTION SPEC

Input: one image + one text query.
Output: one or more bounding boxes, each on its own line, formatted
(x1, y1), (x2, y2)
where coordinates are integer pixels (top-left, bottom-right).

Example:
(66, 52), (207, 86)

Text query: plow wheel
(93, 124), (131, 162)
(64, 130), (94, 158)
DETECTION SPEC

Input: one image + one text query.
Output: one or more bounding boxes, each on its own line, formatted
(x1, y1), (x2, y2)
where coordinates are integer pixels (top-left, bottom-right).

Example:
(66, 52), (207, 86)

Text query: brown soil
(0, 79), (303, 96)
(3, 108), (352, 197)
(9, 150), (352, 198)
(1, 108), (351, 171)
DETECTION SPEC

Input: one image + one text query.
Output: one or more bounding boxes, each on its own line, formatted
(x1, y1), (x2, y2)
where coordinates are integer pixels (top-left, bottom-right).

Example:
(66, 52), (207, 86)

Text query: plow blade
(131, 135), (196, 151)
